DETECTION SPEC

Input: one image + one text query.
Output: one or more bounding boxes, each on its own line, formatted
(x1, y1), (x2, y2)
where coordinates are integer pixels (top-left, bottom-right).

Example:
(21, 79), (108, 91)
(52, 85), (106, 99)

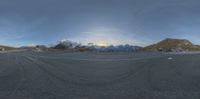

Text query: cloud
(0, 0), (200, 46)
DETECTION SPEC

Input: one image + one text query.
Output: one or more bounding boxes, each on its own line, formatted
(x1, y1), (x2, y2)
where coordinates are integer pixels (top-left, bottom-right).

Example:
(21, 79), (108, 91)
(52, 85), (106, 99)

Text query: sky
(0, 0), (200, 47)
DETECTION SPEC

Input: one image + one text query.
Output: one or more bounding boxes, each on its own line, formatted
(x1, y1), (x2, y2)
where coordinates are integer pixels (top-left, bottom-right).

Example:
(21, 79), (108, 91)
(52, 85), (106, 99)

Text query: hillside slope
(0, 45), (17, 51)
(143, 38), (200, 52)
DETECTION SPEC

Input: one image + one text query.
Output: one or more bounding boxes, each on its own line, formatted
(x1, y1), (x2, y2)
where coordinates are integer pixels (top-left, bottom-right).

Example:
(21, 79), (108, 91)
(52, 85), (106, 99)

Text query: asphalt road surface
(0, 51), (200, 99)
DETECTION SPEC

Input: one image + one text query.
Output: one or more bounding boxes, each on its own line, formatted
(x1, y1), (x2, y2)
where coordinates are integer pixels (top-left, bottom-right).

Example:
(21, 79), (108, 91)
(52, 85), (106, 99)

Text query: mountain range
(52, 40), (142, 52)
(1, 38), (200, 52)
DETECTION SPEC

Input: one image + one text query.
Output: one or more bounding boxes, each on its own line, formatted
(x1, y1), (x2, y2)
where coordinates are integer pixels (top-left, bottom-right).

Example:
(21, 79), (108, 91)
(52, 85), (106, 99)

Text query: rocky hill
(142, 38), (200, 52)
(0, 45), (17, 51)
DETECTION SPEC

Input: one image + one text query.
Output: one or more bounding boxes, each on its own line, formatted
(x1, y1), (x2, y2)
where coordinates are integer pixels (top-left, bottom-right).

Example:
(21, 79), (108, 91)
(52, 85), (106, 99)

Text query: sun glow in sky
(96, 42), (111, 46)
(67, 27), (146, 46)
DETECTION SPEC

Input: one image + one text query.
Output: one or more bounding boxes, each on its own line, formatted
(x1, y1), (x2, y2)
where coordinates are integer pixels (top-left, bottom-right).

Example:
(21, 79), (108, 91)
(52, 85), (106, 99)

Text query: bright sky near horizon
(0, 0), (200, 47)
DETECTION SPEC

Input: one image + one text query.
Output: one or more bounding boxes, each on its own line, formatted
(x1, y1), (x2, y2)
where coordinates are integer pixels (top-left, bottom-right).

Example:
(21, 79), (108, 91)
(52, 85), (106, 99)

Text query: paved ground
(0, 51), (200, 99)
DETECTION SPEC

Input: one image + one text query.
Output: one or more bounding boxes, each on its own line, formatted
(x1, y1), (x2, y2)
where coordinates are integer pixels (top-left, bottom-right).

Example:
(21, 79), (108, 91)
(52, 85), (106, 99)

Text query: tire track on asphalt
(25, 55), (166, 87)
(27, 54), (169, 62)
(6, 54), (29, 99)
(8, 55), (28, 98)
(145, 56), (185, 92)
(9, 55), (58, 99)
(0, 53), (23, 98)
